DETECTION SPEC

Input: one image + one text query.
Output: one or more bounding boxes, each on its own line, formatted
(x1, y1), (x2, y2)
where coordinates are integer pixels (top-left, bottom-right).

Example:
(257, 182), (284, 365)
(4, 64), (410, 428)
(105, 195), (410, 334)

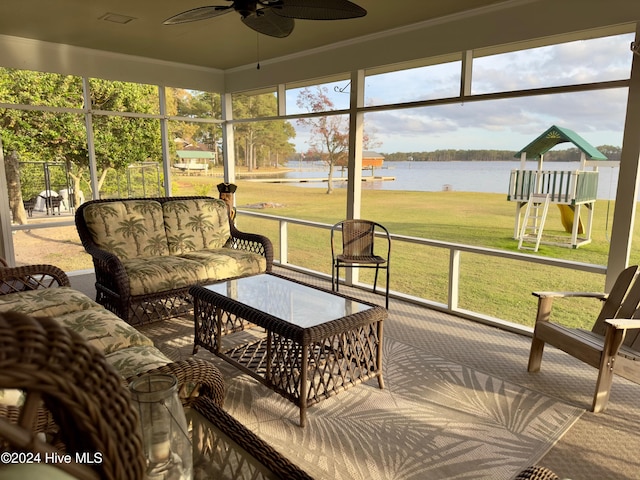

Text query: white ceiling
(0, 0), (511, 71)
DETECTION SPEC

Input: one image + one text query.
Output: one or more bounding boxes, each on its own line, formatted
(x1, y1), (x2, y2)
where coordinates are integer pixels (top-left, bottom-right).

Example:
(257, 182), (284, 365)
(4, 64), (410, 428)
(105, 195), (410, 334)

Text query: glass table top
(202, 274), (374, 329)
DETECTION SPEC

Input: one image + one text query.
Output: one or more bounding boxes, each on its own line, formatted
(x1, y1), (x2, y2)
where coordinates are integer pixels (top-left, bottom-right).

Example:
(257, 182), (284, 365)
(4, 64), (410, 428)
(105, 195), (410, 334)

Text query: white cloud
(290, 33), (633, 153)
(365, 87), (627, 152)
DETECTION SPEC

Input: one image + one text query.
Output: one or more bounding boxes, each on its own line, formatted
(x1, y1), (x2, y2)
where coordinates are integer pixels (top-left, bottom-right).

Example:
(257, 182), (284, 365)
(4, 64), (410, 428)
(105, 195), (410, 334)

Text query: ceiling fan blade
(271, 0), (366, 20)
(242, 9), (294, 38)
(163, 5), (233, 25)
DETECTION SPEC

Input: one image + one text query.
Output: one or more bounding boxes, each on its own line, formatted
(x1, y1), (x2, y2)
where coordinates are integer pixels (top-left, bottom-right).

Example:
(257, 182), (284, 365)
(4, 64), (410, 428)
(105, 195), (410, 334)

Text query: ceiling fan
(163, 0), (367, 38)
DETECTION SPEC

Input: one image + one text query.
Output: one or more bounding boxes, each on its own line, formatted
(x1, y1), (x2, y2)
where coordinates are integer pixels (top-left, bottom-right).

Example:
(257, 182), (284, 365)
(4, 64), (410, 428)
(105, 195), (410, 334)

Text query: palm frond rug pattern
(219, 338), (581, 480)
(140, 319), (583, 480)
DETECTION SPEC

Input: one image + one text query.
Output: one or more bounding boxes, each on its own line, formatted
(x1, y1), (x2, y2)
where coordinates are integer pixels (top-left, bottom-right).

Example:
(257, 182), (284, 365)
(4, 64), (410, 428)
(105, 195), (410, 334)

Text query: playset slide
(557, 204), (584, 234)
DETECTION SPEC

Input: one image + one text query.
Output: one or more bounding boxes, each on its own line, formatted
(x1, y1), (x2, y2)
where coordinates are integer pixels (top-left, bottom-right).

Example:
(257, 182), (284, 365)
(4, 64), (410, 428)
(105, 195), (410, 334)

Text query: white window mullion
(222, 93), (236, 184)
(82, 77), (99, 200)
(606, 25), (640, 289)
(158, 86), (172, 196)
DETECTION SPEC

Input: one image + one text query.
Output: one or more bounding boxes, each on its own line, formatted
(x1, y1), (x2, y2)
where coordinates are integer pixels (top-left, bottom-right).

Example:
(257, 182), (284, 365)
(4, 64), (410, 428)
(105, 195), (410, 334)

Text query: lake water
(283, 160), (620, 200)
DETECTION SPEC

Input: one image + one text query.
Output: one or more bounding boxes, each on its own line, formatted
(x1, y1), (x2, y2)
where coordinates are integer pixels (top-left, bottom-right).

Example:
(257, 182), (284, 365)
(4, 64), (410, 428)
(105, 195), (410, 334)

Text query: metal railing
(237, 209), (607, 336)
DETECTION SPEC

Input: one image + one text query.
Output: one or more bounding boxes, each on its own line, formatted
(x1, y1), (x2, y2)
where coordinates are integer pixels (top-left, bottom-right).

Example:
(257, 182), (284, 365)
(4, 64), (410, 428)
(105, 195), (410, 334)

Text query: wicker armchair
(0, 260), (226, 410)
(0, 311), (146, 480)
(0, 261), (70, 293)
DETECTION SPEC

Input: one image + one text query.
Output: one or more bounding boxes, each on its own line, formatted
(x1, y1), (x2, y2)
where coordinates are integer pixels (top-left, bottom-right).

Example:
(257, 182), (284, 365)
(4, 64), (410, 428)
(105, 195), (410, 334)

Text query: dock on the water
(247, 176), (395, 184)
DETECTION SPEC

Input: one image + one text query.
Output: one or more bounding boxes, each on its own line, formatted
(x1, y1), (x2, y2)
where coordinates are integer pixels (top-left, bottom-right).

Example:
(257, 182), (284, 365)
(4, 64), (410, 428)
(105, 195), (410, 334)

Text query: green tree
(168, 88), (222, 164)
(90, 78), (162, 198)
(296, 86), (348, 194)
(0, 69), (164, 223)
(0, 68), (84, 223)
(232, 93), (295, 171)
(296, 86), (382, 194)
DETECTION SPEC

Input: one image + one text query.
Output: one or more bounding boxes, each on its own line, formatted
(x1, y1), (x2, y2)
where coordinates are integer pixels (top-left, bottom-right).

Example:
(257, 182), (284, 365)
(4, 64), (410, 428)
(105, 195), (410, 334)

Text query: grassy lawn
(175, 174), (640, 329)
(20, 171), (637, 330)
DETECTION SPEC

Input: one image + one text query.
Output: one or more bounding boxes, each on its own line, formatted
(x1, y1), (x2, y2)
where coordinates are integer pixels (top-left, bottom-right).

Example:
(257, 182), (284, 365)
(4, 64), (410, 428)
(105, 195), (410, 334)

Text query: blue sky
(287, 32), (634, 154)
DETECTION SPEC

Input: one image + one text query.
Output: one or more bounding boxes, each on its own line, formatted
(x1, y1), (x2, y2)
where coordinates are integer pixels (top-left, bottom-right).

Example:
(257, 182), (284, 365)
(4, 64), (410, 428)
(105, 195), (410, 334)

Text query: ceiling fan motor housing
(235, 0), (258, 18)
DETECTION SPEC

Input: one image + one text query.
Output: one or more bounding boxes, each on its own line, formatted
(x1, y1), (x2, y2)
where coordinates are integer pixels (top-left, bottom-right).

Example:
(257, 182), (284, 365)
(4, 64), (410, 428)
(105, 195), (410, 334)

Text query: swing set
(507, 125), (618, 249)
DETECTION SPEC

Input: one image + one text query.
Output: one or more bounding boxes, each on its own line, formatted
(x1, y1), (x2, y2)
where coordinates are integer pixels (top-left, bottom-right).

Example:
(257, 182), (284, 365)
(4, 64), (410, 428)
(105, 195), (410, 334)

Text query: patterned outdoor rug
(141, 318), (583, 480)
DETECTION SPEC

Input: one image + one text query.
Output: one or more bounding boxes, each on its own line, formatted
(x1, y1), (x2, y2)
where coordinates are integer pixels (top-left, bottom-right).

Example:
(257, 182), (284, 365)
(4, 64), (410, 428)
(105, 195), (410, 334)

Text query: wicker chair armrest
(85, 247), (131, 296)
(75, 204), (130, 293)
(0, 264), (70, 294)
(229, 224), (274, 271)
(82, 244), (124, 271)
(127, 357), (225, 408)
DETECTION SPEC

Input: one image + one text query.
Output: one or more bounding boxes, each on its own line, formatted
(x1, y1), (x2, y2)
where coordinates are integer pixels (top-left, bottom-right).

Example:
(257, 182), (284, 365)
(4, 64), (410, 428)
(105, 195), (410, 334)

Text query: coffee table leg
(193, 298), (200, 354)
(215, 306), (222, 354)
(266, 330), (272, 383)
(377, 320), (385, 389)
(300, 344), (308, 427)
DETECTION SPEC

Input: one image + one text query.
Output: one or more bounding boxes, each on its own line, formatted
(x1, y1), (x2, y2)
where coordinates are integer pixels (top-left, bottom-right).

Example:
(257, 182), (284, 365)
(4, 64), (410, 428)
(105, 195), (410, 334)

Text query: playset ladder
(518, 193), (550, 252)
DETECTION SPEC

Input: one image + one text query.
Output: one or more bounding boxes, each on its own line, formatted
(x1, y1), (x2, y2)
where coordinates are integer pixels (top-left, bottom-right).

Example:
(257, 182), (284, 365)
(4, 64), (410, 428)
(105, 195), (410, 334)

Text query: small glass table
(188, 396), (312, 479)
(190, 273), (387, 427)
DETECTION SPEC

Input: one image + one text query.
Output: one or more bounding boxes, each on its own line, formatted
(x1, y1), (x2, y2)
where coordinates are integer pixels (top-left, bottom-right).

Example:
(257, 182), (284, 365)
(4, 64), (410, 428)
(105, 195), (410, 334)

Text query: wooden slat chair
(528, 264), (640, 412)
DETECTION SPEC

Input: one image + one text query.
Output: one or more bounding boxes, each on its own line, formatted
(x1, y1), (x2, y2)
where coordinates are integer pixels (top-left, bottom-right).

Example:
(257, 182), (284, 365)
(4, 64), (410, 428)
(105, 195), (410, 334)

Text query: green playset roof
(515, 125), (607, 160)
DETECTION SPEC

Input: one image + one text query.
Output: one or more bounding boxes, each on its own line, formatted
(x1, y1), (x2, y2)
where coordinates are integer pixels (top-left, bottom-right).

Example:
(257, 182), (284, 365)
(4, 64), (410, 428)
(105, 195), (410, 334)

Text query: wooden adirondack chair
(528, 264), (640, 412)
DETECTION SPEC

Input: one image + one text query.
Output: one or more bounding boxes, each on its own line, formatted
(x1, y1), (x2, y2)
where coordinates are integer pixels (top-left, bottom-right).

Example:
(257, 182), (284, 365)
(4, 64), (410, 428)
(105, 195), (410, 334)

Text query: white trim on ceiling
(0, 33), (224, 91)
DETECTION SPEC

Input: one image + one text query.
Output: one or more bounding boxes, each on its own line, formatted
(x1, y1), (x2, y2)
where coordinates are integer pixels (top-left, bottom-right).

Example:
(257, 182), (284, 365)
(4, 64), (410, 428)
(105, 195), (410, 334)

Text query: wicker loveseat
(75, 196), (273, 325)
(0, 261), (225, 418)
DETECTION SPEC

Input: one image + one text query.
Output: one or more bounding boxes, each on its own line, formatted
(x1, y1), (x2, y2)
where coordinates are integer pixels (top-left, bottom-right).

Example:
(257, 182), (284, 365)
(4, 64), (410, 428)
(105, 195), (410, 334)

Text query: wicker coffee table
(190, 273), (387, 427)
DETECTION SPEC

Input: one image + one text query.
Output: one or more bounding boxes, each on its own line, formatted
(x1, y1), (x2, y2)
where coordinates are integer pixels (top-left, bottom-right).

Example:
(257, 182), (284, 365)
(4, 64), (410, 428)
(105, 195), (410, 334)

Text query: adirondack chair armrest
(602, 319), (640, 368)
(532, 291), (607, 301)
(605, 318), (640, 330)
(533, 291), (608, 326)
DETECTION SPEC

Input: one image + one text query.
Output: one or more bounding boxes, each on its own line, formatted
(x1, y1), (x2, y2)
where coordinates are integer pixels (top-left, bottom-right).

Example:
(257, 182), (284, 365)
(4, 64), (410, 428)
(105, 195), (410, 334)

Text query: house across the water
(336, 151), (384, 171)
(362, 151), (385, 169)
(173, 150), (216, 175)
